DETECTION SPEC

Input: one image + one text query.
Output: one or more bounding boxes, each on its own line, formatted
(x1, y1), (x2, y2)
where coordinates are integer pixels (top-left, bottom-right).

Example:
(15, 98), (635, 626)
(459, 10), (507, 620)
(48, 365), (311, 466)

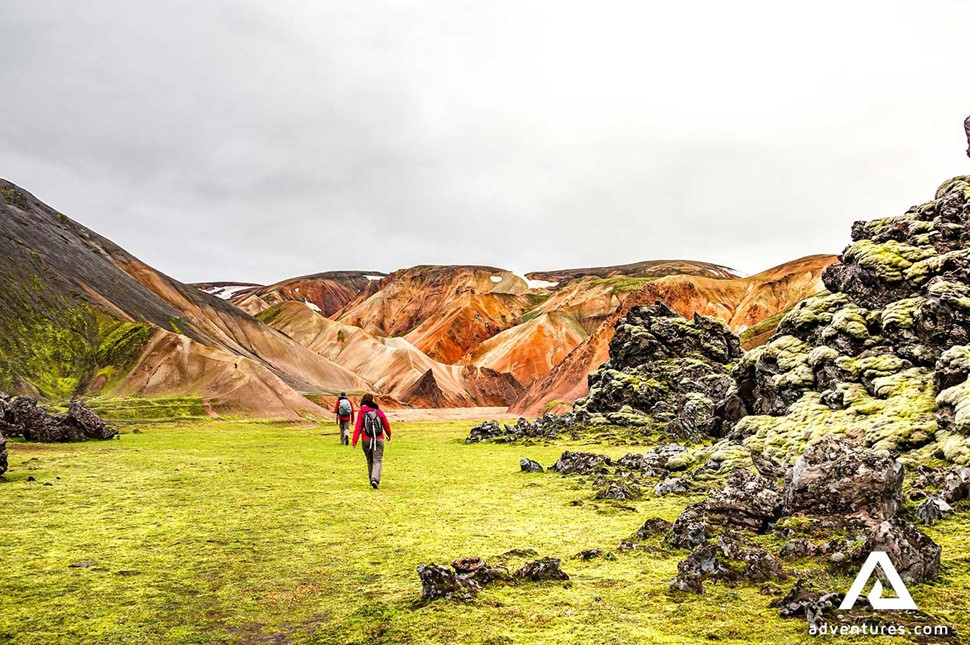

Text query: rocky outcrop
(667, 469), (783, 549)
(0, 395), (117, 442)
(669, 533), (786, 594)
(465, 414), (579, 444)
(514, 557), (570, 582)
(783, 437), (903, 522)
(416, 563), (481, 601)
(732, 176), (970, 465)
(512, 255), (836, 416)
(574, 303), (742, 439)
(416, 555), (565, 601)
(664, 436), (943, 599)
(851, 519), (941, 584)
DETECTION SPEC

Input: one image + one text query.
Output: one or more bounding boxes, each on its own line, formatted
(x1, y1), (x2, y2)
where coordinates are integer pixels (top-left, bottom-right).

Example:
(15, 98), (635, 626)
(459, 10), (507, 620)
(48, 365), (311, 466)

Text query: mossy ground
(2, 420), (968, 644)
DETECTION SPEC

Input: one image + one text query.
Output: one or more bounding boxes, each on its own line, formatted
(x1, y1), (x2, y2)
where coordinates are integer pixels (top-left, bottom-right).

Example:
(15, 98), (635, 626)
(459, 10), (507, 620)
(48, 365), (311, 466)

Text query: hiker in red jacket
(352, 393), (391, 489)
(333, 393), (355, 446)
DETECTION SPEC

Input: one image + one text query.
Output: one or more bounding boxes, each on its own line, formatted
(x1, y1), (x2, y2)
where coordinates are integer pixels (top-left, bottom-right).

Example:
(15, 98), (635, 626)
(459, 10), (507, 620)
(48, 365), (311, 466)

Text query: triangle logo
(840, 551), (917, 611)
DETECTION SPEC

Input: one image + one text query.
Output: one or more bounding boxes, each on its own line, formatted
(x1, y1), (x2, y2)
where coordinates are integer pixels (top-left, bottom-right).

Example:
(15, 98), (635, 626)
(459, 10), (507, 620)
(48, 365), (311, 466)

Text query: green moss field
(1, 420), (968, 644)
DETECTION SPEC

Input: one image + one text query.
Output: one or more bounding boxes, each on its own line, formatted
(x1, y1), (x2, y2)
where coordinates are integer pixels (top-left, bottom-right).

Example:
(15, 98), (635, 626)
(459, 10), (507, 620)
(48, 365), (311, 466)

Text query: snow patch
(201, 285), (255, 300)
(365, 275), (384, 281)
(304, 300), (322, 313)
(526, 279), (558, 289)
(490, 275), (503, 283)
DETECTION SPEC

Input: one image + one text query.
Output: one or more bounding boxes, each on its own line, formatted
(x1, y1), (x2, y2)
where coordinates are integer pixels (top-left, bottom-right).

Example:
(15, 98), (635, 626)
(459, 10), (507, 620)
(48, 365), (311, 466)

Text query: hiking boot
(371, 480), (379, 489)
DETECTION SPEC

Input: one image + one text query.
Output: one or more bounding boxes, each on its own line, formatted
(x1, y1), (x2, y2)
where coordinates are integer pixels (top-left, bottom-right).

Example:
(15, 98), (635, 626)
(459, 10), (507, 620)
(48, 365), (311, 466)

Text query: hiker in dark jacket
(333, 393), (355, 445)
(352, 393), (392, 489)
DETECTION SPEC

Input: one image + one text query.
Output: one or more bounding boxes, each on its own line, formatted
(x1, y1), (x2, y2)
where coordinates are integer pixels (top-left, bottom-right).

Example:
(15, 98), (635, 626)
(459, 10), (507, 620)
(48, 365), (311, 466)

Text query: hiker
(333, 393), (355, 446)
(352, 393), (391, 489)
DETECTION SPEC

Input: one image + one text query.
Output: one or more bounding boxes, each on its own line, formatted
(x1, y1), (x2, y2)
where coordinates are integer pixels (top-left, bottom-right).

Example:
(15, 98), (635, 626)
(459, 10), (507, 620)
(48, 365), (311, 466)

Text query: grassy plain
(1, 419), (967, 644)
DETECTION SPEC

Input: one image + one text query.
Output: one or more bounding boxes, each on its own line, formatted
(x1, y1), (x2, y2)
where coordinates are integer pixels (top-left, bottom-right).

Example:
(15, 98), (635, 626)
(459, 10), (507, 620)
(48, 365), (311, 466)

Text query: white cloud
(1, 0), (968, 283)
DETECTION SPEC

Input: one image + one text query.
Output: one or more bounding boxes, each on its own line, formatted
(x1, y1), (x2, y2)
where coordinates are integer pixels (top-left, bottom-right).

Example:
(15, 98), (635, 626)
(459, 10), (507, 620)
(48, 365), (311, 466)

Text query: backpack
(363, 409), (384, 437)
(337, 398), (352, 417)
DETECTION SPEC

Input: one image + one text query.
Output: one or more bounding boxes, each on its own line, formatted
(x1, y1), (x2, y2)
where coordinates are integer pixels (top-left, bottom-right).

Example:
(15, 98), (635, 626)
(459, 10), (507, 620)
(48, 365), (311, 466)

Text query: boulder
(666, 508), (709, 549)
(0, 428), (6, 477)
(465, 420), (503, 443)
(550, 451), (612, 475)
(635, 518), (672, 540)
(67, 401), (118, 440)
(595, 481), (641, 501)
(416, 563), (481, 601)
(940, 466), (970, 502)
(607, 303), (742, 369)
(519, 458), (543, 473)
(771, 580), (846, 630)
(934, 345), (970, 391)
(0, 397), (116, 443)
(667, 469), (782, 547)
(654, 477), (688, 496)
(696, 469), (783, 532)
(915, 495), (954, 525)
(1, 396), (49, 439)
(783, 437), (903, 522)
(741, 547), (787, 582)
(451, 557), (511, 585)
(668, 542), (739, 593)
(850, 518), (941, 584)
(574, 549), (603, 561)
(514, 557), (570, 582)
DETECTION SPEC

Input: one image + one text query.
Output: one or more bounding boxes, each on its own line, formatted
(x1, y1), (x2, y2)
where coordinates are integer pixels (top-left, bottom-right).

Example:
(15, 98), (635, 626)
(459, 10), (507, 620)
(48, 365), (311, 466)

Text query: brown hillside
(459, 311), (589, 386)
(336, 266), (529, 338)
(228, 271), (383, 317)
(526, 259), (738, 283)
(0, 179), (364, 420)
(258, 301), (522, 407)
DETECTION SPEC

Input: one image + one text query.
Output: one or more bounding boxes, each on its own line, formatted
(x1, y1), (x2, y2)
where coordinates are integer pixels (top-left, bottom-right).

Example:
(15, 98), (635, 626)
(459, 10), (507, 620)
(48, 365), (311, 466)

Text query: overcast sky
(1, 1), (968, 284)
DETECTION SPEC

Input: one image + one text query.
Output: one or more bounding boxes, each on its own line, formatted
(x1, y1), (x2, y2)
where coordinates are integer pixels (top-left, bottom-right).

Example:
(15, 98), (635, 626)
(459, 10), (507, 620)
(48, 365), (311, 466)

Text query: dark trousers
(362, 437), (385, 484)
(338, 419), (351, 445)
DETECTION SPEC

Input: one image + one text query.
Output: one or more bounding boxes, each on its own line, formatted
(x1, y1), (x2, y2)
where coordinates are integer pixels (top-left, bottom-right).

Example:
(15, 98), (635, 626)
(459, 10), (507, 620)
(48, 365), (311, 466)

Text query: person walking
(352, 393), (391, 489)
(333, 393), (355, 445)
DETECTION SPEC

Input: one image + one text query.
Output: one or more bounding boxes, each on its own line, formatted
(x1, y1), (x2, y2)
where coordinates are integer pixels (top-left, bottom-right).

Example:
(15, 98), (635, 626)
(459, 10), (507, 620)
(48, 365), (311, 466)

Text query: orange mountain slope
(335, 266), (530, 338)
(115, 329), (329, 419)
(401, 293), (538, 363)
(257, 301), (522, 407)
(458, 311), (589, 386)
(510, 254), (836, 416)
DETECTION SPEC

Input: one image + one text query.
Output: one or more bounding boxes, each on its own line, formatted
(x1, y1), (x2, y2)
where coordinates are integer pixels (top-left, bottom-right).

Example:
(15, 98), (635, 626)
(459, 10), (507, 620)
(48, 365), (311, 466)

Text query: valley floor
(1, 420), (968, 644)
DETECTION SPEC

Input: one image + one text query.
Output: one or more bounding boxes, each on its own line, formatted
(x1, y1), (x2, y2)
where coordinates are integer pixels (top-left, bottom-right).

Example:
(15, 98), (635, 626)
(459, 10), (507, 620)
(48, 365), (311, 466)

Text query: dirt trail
(382, 407), (519, 423)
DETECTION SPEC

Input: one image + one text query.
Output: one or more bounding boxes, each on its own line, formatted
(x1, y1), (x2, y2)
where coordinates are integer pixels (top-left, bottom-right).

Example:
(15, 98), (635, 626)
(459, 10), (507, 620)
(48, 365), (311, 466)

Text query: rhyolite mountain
(0, 179), (366, 420)
(251, 258), (834, 406)
(0, 177), (830, 418)
(511, 254), (836, 415)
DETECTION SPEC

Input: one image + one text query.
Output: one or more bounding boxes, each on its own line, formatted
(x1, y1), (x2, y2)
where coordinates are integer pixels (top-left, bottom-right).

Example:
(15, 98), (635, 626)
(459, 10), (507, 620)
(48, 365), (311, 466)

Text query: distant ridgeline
(0, 177), (829, 419)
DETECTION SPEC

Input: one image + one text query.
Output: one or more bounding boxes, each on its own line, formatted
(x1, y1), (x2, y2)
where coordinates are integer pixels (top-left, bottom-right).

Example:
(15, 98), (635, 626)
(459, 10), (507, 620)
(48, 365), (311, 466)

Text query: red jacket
(352, 405), (391, 447)
(334, 397), (355, 422)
